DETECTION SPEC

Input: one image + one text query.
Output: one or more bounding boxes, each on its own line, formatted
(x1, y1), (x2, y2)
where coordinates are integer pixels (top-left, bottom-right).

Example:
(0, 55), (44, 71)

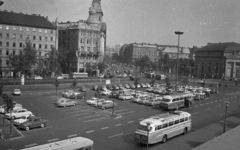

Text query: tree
(182, 77), (188, 86)
(46, 47), (61, 77)
(165, 76), (170, 87)
(112, 53), (119, 61)
(97, 62), (106, 74)
(9, 40), (37, 77)
(134, 76), (141, 88)
(72, 78), (77, 91)
(2, 93), (14, 135)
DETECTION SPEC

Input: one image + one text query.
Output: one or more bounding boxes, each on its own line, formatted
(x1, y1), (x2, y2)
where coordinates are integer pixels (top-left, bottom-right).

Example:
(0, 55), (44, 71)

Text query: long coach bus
(159, 93), (194, 110)
(70, 72), (88, 79)
(22, 137), (94, 150)
(135, 111), (191, 144)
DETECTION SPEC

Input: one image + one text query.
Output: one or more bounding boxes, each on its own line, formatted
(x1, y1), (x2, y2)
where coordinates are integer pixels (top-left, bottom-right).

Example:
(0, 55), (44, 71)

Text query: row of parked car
(0, 102), (48, 131)
(86, 97), (117, 109)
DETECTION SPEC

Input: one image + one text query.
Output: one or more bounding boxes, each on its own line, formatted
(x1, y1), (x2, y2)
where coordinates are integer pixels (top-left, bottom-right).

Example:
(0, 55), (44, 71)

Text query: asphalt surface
(0, 81), (240, 150)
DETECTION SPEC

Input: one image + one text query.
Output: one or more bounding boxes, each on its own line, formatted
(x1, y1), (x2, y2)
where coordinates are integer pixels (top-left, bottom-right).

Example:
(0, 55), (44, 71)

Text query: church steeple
(87, 0), (103, 24)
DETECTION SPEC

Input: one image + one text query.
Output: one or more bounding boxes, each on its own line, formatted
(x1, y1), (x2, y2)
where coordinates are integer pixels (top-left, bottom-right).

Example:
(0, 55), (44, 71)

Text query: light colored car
(146, 87), (154, 92)
(96, 101), (117, 109)
(138, 96), (151, 104)
(145, 83), (151, 88)
(14, 114), (35, 126)
(86, 97), (99, 105)
(12, 89), (21, 96)
(56, 76), (64, 79)
(91, 99), (106, 107)
(56, 98), (77, 107)
(0, 105), (22, 114)
(140, 83), (146, 88)
(118, 94), (134, 100)
(132, 96), (145, 103)
(34, 76), (43, 80)
(124, 84), (130, 89)
(101, 89), (112, 95)
(5, 108), (33, 120)
(145, 98), (162, 106)
(62, 90), (83, 99)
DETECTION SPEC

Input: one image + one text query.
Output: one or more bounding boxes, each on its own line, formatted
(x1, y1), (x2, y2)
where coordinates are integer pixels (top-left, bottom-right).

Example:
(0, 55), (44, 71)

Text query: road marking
(78, 114), (101, 120)
(127, 121), (134, 123)
(84, 117), (106, 123)
(86, 130), (94, 133)
(25, 143), (37, 148)
(47, 138), (59, 142)
(200, 104), (204, 106)
(23, 126), (54, 133)
(215, 101), (218, 102)
(71, 112), (95, 117)
(101, 127), (109, 130)
(39, 93), (42, 95)
(216, 105), (221, 108)
(59, 107), (82, 111)
(233, 101), (237, 103)
(108, 133), (123, 138)
(220, 114), (223, 115)
(113, 109), (128, 112)
(205, 108), (210, 111)
(206, 103), (209, 105)
(192, 112), (199, 115)
(30, 93), (32, 96)
(115, 124), (122, 126)
(68, 134), (78, 138)
(194, 106), (198, 108)
(118, 111), (135, 115)
(188, 107), (192, 109)
(139, 118), (145, 120)
(66, 110), (88, 114)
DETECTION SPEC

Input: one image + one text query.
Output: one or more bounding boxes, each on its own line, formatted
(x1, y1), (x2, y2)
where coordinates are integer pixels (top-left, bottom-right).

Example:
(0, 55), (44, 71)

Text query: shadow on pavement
(186, 141), (204, 148)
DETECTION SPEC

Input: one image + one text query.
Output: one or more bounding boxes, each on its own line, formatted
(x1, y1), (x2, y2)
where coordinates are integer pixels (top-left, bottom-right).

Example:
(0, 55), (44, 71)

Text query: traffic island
(0, 115), (24, 141)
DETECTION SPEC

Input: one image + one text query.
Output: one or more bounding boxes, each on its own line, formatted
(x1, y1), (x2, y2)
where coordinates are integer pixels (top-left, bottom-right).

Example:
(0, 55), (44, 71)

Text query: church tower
(87, 0), (103, 24)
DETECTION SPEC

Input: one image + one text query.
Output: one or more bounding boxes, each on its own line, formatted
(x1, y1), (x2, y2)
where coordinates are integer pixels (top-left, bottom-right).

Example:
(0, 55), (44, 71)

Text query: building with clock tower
(58, 0), (106, 76)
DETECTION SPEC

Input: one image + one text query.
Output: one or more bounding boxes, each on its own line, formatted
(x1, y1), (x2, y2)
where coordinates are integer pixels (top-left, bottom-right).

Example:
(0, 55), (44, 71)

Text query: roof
(193, 125), (240, 150)
(163, 47), (191, 54)
(197, 42), (240, 52)
(0, 10), (55, 29)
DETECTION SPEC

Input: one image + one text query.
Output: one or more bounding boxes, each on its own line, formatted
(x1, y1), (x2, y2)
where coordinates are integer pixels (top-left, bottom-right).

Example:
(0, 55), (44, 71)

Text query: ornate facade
(195, 42), (240, 79)
(58, 0), (107, 73)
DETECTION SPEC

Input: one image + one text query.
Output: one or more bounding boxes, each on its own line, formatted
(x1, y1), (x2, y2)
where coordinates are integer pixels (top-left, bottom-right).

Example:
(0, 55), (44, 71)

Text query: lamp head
(175, 31), (184, 35)
(0, 1), (3, 6)
(224, 101), (230, 106)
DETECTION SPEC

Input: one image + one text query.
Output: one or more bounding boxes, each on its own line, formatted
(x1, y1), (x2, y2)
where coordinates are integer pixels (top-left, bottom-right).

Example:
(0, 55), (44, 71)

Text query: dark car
(18, 116), (48, 131)
(79, 86), (87, 92)
(92, 85), (98, 91)
(107, 85), (113, 90)
(112, 85), (120, 90)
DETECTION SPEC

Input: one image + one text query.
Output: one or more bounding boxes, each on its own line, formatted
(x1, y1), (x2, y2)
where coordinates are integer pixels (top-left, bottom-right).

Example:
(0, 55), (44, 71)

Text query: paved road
(0, 86), (240, 150)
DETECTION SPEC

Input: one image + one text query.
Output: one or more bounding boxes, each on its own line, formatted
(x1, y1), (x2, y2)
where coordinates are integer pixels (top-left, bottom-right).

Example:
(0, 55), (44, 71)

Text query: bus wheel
(162, 135), (167, 143)
(182, 127), (188, 135)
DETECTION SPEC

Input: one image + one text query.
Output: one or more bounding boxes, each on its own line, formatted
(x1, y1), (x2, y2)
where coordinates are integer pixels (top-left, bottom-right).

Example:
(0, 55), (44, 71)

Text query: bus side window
(162, 123), (168, 128)
(155, 125), (162, 131)
(175, 120), (179, 124)
(169, 121), (174, 126)
(185, 117), (188, 121)
(180, 118), (184, 123)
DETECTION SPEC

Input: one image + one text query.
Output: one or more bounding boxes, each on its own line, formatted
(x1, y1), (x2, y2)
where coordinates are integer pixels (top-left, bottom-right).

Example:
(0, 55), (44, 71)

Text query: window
(45, 44), (47, 49)
(50, 37), (53, 41)
(0, 25), (2, 29)
(45, 37), (47, 41)
(0, 33), (2, 38)
(6, 33), (9, 38)
(51, 30), (53, 34)
(0, 41), (2, 46)
(184, 117), (188, 121)
(6, 42), (9, 47)
(13, 50), (15, 55)
(20, 51), (22, 55)
(169, 121), (174, 126)
(20, 34), (23, 39)
(0, 49), (2, 55)
(6, 26), (9, 30)
(13, 42), (16, 47)
(39, 29), (42, 32)
(162, 123), (168, 128)
(6, 50), (9, 55)
(155, 125), (162, 131)
(39, 52), (41, 56)
(6, 60), (9, 66)
(39, 36), (42, 41)
(180, 118), (184, 123)
(20, 27), (22, 31)
(33, 28), (36, 32)
(39, 44), (42, 49)
(33, 36), (36, 40)
(19, 43), (23, 47)
(45, 29), (48, 33)
(26, 35), (29, 40)
(26, 28), (29, 31)
(33, 44), (36, 48)
(175, 120), (179, 124)
(12, 26), (16, 30)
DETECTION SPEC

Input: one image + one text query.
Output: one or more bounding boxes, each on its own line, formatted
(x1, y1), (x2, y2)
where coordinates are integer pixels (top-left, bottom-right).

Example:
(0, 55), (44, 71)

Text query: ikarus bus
(159, 93), (194, 110)
(135, 111), (191, 144)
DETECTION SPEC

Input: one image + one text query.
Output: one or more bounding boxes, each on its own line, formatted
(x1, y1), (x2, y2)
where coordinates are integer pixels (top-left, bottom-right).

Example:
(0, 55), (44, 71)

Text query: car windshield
(162, 98), (171, 102)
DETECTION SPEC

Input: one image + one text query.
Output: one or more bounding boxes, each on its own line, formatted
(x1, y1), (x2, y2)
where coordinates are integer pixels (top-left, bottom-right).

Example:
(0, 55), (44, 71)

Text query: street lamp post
(146, 122), (151, 150)
(223, 101), (230, 133)
(111, 89), (115, 117)
(174, 31), (184, 91)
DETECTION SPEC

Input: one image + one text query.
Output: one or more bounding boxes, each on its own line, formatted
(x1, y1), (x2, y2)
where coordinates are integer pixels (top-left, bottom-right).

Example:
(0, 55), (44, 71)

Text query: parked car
(18, 116), (48, 131)
(79, 86), (87, 92)
(101, 85), (107, 91)
(86, 97), (99, 105)
(5, 108), (33, 120)
(129, 83), (136, 89)
(138, 96), (151, 104)
(124, 84), (130, 89)
(62, 90), (83, 99)
(140, 83), (146, 88)
(34, 76), (43, 80)
(96, 101), (117, 109)
(112, 85), (120, 90)
(12, 89), (21, 96)
(56, 98), (77, 107)
(56, 76), (64, 79)
(106, 85), (113, 90)
(118, 94), (134, 100)
(145, 98), (162, 106)
(92, 85), (98, 91)
(0, 105), (22, 114)
(92, 99), (106, 107)
(145, 83), (151, 88)
(136, 84), (141, 88)
(13, 114), (35, 126)
(101, 89), (112, 95)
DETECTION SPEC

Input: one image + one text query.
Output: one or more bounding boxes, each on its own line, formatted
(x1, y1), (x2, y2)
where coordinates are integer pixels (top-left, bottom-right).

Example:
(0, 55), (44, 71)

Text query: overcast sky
(2, 0), (240, 47)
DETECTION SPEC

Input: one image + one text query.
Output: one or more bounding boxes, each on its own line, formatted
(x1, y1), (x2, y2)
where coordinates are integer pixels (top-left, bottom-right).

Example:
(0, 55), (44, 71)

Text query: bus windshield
(138, 124), (148, 131)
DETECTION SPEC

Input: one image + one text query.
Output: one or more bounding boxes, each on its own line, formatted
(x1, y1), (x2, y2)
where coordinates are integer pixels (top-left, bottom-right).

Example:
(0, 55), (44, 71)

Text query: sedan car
(118, 94), (134, 100)
(86, 97), (99, 105)
(92, 99), (106, 107)
(18, 117), (48, 131)
(124, 84), (130, 89)
(79, 86), (87, 92)
(107, 85), (113, 90)
(56, 98), (77, 107)
(92, 85), (99, 91)
(112, 85), (120, 90)
(0, 105), (22, 114)
(129, 84), (136, 89)
(12, 89), (21, 96)
(101, 89), (112, 95)
(34, 76), (43, 80)
(140, 83), (146, 88)
(5, 108), (33, 120)
(14, 114), (35, 126)
(62, 90), (83, 99)
(96, 101), (117, 109)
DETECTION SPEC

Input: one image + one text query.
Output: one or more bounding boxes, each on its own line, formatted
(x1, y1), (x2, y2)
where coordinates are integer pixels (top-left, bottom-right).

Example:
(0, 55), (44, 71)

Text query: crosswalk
(33, 96), (135, 122)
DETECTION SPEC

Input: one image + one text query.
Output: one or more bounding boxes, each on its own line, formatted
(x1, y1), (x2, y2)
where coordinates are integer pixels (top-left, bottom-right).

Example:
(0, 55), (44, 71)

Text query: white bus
(135, 111), (191, 144)
(71, 72), (88, 79)
(159, 93), (194, 110)
(22, 137), (94, 150)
